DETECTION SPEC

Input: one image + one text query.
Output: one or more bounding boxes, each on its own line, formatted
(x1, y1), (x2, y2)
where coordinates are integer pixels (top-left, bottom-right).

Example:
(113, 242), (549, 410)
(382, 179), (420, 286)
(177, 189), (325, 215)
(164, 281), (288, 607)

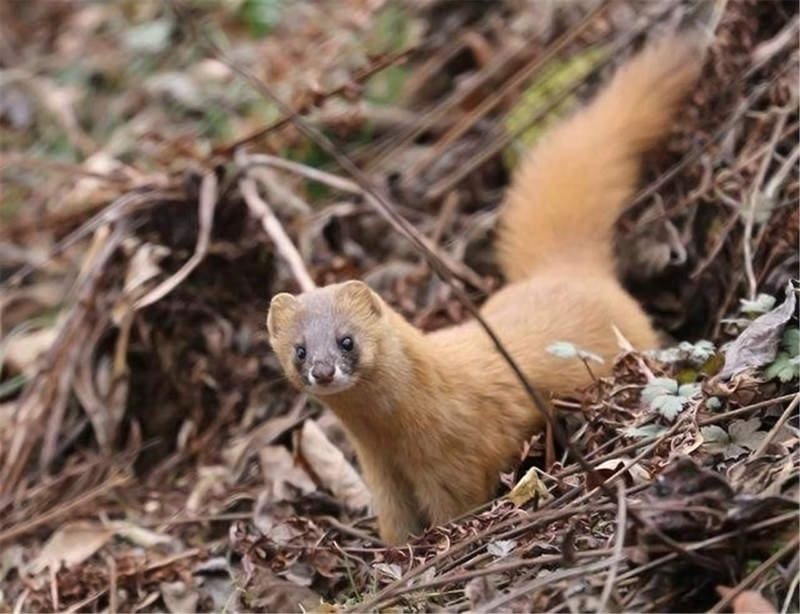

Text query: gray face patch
(290, 291), (362, 394)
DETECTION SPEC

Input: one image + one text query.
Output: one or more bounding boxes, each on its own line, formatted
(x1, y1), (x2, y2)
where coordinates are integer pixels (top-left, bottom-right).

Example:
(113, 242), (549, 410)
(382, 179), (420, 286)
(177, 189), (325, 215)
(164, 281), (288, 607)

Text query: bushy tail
(496, 34), (704, 281)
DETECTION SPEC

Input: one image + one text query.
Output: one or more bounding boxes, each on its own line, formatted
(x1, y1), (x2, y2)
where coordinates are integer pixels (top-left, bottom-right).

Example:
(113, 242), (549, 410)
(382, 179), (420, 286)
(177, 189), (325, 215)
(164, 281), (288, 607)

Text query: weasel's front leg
(359, 451), (424, 545)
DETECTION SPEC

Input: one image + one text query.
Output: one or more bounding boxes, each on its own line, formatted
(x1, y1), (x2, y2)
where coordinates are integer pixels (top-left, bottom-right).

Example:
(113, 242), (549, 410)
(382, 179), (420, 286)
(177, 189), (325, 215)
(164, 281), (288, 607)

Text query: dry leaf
(186, 465), (232, 513)
(160, 580), (200, 614)
(507, 466), (552, 506)
(258, 444), (317, 502)
(720, 286), (797, 379)
(464, 575), (498, 610)
(26, 521), (114, 575)
(2, 327), (57, 375)
(297, 419), (371, 511)
(586, 457), (651, 490)
(716, 586), (778, 614)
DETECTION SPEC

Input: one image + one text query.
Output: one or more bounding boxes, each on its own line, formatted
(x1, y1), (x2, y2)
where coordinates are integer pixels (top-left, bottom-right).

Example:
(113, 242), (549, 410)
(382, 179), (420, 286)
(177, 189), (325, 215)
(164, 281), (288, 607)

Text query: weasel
(267, 34), (703, 545)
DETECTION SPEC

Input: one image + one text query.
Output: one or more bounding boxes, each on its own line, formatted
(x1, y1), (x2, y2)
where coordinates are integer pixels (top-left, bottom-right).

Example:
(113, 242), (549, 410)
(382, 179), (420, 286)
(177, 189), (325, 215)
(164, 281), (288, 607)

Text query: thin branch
(236, 152), (316, 293)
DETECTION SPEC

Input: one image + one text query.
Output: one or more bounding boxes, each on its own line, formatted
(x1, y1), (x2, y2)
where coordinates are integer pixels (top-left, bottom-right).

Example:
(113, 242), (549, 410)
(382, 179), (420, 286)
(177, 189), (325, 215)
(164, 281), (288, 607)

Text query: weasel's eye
(295, 345), (307, 361)
(338, 335), (354, 352)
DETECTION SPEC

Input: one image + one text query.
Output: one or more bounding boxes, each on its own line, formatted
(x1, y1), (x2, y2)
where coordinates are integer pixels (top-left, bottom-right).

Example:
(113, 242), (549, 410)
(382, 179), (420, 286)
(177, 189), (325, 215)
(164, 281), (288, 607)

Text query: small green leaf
(764, 352), (800, 382)
(642, 378), (678, 405)
(706, 396), (722, 411)
(679, 340), (716, 362)
(782, 328), (799, 356)
(546, 341), (578, 359)
(700, 425), (729, 446)
(739, 293), (776, 315)
(240, 0), (284, 36)
(678, 382), (701, 398)
(650, 395), (686, 421)
(642, 377), (698, 421)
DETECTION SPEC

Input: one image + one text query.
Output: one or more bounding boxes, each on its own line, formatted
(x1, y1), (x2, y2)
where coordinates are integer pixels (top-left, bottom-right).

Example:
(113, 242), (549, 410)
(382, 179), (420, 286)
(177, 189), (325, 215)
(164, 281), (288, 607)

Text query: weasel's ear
(267, 293), (299, 337)
(339, 280), (382, 318)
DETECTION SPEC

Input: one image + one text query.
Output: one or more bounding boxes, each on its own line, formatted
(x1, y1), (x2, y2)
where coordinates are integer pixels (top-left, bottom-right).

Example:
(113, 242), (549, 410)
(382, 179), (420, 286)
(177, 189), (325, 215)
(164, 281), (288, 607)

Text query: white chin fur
(306, 371), (355, 395)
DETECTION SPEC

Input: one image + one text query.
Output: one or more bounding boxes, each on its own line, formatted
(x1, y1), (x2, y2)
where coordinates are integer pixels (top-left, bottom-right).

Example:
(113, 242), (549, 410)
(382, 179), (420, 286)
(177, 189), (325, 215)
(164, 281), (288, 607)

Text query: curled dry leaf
(507, 466), (552, 507)
(296, 419), (371, 512)
(586, 457), (652, 490)
(25, 521), (114, 575)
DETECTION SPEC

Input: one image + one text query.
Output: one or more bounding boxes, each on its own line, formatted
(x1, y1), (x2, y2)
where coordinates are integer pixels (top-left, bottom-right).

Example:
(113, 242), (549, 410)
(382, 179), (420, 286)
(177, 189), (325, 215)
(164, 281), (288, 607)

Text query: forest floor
(1, 0), (798, 612)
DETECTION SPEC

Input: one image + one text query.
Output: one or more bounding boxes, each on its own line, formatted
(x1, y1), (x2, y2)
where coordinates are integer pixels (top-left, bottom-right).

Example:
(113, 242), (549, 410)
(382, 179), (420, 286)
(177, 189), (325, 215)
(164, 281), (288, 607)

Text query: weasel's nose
(310, 363), (335, 384)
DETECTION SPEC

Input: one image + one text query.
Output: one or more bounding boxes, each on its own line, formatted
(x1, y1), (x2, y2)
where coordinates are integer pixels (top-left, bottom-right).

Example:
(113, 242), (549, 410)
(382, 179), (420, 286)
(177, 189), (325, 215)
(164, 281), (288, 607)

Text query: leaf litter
(0, 0), (798, 612)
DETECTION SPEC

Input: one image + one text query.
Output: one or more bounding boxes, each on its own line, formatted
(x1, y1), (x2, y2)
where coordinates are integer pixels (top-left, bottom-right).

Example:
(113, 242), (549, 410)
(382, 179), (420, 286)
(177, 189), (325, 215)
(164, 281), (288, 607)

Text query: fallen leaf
(296, 419), (371, 512)
(186, 466), (232, 513)
(0, 545), (25, 582)
(464, 575), (498, 609)
(258, 444), (317, 503)
(238, 567), (323, 613)
(507, 466), (552, 506)
(716, 586), (778, 613)
(486, 539), (517, 559)
(720, 285), (797, 379)
(26, 521), (114, 575)
(728, 418), (767, 451)
(160, 580), (200, 614)
(1, 327), (57, 375)
(587, 457), (652, 490)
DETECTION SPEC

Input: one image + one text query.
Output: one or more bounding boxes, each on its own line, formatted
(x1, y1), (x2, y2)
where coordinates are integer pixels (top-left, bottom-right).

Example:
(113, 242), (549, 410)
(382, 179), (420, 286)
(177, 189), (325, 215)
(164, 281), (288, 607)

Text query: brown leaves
(719, 285), (798, 379)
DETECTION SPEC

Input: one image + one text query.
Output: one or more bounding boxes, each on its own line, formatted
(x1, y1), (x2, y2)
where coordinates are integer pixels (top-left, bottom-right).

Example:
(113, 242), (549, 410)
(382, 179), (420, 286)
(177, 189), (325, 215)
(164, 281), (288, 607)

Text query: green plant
(641, 377), (700, 421)
(764, 327), (800, 382)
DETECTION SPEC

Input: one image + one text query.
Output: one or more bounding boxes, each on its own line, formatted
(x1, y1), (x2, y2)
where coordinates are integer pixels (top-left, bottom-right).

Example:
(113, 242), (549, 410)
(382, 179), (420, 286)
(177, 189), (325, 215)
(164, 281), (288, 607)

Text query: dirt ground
(0, 0), (797, 612)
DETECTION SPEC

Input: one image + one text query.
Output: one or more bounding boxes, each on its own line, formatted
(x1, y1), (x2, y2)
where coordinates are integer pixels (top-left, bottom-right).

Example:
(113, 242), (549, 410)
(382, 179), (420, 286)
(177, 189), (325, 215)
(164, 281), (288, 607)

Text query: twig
(0, 471), (130, 544)
(751, 393), (800, 459)
(242, 153), (488, 291)
(781, 559), (800, 614)
(477, 558), (616, 612)
(597, 481), (627, 613)
(0, 224), (126, 495)
(64, 590), (108, 614)
(614, 511), (797, 585)
(236, 152), (316, 293)
(210, 45), (417, 157)
(1, 188), (178, 289)
(106, 553), (118, 614)
(134, 171), (219, 309)
(741, 110), (788, 300)
(707, 533), (799, 614)
(406, 0), (609, 184)
(698, 392), (798, 426)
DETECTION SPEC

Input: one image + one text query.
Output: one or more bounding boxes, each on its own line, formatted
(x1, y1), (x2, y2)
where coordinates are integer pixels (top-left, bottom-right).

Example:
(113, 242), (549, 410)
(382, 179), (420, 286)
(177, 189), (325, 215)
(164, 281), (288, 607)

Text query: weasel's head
(266, 280), (384, 396)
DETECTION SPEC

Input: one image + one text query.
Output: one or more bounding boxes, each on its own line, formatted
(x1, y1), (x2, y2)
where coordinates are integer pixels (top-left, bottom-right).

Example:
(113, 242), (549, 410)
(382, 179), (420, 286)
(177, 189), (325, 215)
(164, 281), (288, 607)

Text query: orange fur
(267, 35), (703, 545)
(497, 34), (702, 280)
